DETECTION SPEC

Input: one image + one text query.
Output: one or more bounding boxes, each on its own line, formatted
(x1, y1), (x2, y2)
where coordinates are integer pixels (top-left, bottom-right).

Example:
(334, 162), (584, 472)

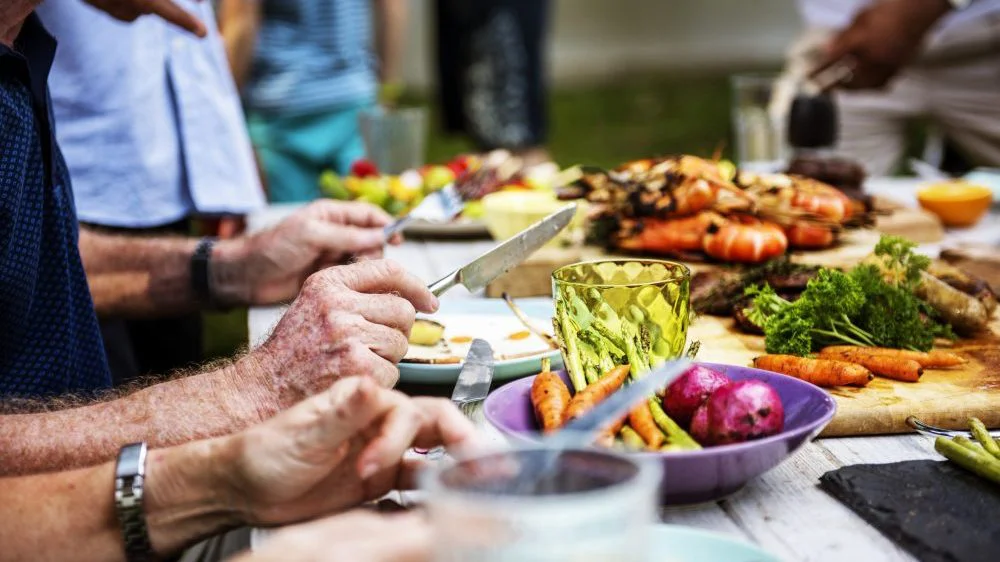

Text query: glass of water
(358, 106), (428, 174)
(420, 446), (662, 561)
(730, 74), (788, 173)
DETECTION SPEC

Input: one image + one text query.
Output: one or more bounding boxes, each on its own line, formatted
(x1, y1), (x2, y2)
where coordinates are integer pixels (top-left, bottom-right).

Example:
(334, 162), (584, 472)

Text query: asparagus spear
(969, 418), (1000, 459)
(648, 398), (701, 450)
(554, 310), (587, 392)
(620, 426), (647, 450)
(935, 437), (1000, 485)
(953, 435), (983, 453)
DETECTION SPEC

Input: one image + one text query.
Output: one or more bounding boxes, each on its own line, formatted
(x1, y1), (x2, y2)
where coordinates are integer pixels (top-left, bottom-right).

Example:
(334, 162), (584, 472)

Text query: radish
(663, 365), (731, 426)
(690, 402), (710, 444)
(701, 380), (784, 445)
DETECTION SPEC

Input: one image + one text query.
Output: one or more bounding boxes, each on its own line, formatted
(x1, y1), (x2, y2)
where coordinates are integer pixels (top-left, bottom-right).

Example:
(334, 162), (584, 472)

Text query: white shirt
(797, 0), (1000, 34)
(36, 0), (265, 228)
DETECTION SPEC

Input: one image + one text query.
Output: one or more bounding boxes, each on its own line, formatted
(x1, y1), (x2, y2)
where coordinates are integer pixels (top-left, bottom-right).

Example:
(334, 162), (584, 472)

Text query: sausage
(916, 271), (990, 334)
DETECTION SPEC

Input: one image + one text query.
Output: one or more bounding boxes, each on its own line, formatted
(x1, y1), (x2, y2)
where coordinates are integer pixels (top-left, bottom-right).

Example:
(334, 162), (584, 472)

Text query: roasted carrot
(628, 402), (665, 450)
(531, 371), (573, 433)
(753, 354), (873, 387)
(563, 365), (631, 422)
(819, 350), (922, 383)
(820, 345), (966, 369)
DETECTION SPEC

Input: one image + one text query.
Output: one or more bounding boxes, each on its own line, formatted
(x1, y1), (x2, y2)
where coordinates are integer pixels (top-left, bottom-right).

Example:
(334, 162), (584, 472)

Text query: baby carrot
(628, 401), (665, 450)
(531, 371), (572, 433)
(753, 354), (873, 387)
(820, 346), (966, 369)
(819, 350), (922, 383)
(564, 365), (631, 422)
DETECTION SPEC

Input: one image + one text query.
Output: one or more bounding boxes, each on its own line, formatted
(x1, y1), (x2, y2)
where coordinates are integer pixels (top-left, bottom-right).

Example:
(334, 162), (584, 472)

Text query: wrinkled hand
(223, 377), (478, 526)
(222, 200), (398, 306)
(234, 512), (432, 562)
(248, 259), (436, 402)
(812, 0), (951, 90)
(84, 0), (207, 37)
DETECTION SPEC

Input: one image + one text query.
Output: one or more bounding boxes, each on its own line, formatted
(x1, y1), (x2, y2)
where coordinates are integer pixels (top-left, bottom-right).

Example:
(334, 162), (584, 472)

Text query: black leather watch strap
(115, 442), (155, 562)
(191, 237), (217, 307)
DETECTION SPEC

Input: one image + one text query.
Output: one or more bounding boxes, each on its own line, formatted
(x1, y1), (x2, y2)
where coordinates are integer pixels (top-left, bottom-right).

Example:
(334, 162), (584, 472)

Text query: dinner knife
(426, 338), (495, 459)
(427, 203), (577, 297)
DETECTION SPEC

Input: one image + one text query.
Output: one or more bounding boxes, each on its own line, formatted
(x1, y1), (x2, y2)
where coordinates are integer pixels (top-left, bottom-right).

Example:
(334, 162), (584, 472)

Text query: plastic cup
(420, 446), (662, 561)
(730, 73), (788, 172)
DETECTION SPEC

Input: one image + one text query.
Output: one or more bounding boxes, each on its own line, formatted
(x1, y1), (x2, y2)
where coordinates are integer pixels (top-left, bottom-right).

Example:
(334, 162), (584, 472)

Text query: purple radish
(690, 402), (710, 444)
(703, 380), (784, 445)
(663, 365), (731, 426)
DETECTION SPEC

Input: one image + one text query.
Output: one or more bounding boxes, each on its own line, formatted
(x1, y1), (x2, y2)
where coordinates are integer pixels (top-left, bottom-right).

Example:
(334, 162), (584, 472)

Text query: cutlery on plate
(384, 183), (464, 238)
(425, 339), (495, 459)
(501, 292), (559, 349)
(906, 416), (1000, 438)
(428, 203), (577, 297)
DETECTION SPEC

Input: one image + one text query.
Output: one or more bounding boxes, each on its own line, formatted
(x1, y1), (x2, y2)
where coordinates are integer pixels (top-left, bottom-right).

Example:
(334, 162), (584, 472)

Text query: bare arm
(373, 0), (407, 85)
(0, 358), (273, 477)
(218, 0), (262, 91)
(0, 439), (236, 562)
(79, 228), (248, 317)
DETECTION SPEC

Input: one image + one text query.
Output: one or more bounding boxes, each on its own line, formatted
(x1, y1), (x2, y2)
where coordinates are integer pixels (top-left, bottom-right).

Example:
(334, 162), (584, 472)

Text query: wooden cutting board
(690, 315), (1000, 437)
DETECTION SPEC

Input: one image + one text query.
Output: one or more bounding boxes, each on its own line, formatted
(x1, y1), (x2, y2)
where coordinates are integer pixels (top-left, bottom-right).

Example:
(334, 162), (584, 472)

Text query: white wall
(400, 0), (803, 89)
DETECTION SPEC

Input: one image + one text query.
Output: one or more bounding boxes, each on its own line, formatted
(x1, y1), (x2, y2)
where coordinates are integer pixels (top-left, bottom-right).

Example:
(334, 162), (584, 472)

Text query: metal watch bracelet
(115, 442), (155, 562)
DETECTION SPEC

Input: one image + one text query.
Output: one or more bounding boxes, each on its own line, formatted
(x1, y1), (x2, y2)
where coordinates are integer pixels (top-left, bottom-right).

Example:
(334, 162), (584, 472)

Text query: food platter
(399, 298), (563, 384)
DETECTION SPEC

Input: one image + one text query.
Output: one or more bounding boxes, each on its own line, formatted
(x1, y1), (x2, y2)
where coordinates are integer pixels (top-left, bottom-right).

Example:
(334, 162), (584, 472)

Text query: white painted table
(247, 181), (999, 562)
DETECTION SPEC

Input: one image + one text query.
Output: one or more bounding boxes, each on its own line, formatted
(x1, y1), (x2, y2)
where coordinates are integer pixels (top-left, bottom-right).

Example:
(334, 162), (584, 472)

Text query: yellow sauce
(449, 335), (473, 344)
(507, 330), (532, 340)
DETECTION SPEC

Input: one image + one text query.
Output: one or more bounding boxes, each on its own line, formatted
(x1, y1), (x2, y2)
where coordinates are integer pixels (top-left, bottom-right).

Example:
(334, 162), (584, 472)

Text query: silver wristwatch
(115, 442), (155, 562)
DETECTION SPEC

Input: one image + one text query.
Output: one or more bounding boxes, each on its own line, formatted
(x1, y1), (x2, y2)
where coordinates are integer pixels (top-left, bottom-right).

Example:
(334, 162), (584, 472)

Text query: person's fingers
(302, 221), (387, 256)
(408, 398), (481, 452)
(351, 292), (417, 334)
(355, 400), (424, 479)
(149, 0), (207, 37)
(361, 322), (412, 364)
(307, 199), (394, 228)
(333, 342), (401, 387)
(329, 260), (438, 313)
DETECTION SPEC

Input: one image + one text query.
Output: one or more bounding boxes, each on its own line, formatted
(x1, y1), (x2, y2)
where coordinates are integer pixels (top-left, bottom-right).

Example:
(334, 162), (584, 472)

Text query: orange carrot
(820, 345), (966, 369)
(628, 402), (665, 449)
(753, 354), (872, 387)
(819, 350), (923, 383)
(530, 371), (572, 433)
(563, 365), (631, 422)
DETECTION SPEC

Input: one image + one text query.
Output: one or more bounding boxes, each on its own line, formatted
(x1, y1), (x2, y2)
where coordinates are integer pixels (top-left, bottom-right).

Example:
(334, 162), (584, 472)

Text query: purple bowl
(483, 362), (836, 505)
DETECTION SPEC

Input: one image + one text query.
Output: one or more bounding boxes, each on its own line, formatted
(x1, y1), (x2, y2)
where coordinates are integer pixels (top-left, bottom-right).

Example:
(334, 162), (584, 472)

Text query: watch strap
(191, 237), (217, 308)
(115, 442), (155, 562)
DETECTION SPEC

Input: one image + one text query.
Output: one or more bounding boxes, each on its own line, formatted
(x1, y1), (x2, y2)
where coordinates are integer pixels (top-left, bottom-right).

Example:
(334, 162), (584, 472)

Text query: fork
(384, 183), (464, 237)
(906, 416), (1000, 438)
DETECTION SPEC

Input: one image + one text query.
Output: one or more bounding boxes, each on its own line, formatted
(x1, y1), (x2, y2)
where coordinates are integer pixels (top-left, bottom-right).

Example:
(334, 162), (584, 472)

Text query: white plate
(399, 298), (562, 384)
(650, 525), (779, 562)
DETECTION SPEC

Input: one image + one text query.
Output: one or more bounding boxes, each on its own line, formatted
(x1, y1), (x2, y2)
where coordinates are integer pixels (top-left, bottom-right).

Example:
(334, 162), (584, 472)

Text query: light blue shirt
(245, 0), (377, 117)
(36, 0), (265, 228)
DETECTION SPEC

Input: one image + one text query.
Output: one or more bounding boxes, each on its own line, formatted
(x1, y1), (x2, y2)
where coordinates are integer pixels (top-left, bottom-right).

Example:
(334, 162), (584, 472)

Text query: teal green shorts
(248, 101), (372, 203)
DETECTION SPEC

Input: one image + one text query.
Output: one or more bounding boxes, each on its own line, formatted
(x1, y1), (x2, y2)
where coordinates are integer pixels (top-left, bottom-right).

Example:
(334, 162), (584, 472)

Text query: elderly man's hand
(244, 259), (436, 404)
(222, 377), (478, 525)
(813, 0), (951, 90)
(84, 0), (207, 37)
(234, 512), (432, 562)
(217, 200), (399, 306)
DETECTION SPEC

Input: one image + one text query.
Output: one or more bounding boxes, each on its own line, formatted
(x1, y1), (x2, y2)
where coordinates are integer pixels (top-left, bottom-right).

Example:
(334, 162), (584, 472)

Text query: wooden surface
(691, 315), (1000, 436)
(246, 179), (1000, 562)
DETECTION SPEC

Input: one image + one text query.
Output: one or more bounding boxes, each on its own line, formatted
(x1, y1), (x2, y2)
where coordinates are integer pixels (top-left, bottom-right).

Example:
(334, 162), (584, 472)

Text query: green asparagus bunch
(934, 417), (1000, 485)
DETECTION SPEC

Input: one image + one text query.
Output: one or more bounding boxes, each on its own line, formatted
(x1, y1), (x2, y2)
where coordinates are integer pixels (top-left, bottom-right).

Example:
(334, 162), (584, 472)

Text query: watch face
(116, 443), (147, 478)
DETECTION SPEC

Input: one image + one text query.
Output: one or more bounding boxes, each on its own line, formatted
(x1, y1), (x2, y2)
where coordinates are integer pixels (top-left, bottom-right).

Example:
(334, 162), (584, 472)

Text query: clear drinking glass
(551, 260), (690, 391)
(420, 446), (662, 561)
(358, 106), (428, 174)
(730, 74), (788, 172)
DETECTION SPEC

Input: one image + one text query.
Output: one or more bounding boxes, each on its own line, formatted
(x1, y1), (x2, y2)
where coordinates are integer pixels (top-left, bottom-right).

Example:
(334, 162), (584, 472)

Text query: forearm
(80, 228), (249, 317)
(373, 0), (407, 84)
(0, 357), (275, 476)
(0, 439), (240, 562)
(218, 0), (262, 91)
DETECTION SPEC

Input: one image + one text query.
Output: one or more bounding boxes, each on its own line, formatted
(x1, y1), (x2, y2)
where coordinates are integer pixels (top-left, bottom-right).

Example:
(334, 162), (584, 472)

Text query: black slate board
(820, 460), (1000, 562)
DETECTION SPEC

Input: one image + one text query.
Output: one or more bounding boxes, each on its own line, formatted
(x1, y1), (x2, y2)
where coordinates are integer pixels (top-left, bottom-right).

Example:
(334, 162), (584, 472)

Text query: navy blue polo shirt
(0, 15), (111, 397)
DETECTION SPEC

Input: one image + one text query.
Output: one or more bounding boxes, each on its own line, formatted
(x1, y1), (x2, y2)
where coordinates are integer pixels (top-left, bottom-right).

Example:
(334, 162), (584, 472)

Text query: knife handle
(428, 270), (459, 297)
